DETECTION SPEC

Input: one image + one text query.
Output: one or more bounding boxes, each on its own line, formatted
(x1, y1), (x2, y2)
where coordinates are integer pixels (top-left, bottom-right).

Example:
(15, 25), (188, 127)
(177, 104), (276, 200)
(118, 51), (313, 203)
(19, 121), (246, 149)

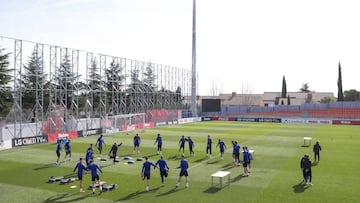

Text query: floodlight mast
(191, 0), (197, 117)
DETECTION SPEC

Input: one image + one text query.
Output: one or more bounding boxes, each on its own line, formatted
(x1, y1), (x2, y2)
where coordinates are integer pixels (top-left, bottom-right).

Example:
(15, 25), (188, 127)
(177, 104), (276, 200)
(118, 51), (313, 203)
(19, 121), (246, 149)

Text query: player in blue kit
(85, 144), (94, 165)
(232, 141), (241, 164)
(95, 134), (105, 155)
(216, 139), (226, 160)
(178, 135), (186, 154)
(87, 159), (103, 194)
(187, 136), (195, 157)
(242, 146), (250, 177)
(176, 155), (189, 188)
(74, 157), (87, 192)
(155, 156), (170, 186)
(64, 139), (72, 162)
(141, 156), (157, 191)
(133, 133), (141, 154)
(154, 133), (163, 155)
(206, 135), (213, 159)
(55, 139), (62, 166)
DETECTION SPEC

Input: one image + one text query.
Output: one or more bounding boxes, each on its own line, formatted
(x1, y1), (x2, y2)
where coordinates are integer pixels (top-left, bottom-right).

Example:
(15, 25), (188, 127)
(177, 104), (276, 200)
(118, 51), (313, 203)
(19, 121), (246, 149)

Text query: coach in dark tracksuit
(313, 141), (322, 162)
(301, 155), (312, 185)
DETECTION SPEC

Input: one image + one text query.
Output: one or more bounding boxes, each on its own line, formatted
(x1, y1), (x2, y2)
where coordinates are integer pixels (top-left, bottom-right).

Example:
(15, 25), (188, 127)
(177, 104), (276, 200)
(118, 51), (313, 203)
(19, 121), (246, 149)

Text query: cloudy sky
(1, 0), (359, 95)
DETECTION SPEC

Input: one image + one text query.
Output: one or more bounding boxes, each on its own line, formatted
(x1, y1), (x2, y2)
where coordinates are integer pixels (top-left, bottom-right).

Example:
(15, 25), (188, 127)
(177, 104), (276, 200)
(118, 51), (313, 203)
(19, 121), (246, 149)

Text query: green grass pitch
(1, 121), (360, 203)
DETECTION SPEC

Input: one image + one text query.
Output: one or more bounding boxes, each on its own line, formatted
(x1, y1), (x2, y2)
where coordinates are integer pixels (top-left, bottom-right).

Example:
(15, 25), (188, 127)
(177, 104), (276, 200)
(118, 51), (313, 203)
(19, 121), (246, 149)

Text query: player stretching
(155, 156), (170, 186)
(141, 156), (157, 192)
(74, 157), (87, 192)
(154, 133), (163, 155)
(87, 159), (103, 194)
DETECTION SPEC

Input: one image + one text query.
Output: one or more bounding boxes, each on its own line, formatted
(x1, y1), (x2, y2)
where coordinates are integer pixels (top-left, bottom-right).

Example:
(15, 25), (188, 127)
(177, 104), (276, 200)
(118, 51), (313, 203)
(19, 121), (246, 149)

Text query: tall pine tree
(337, 62), (344, 101)
(0, 47), (12, 115)
(282, 75), (287, 98)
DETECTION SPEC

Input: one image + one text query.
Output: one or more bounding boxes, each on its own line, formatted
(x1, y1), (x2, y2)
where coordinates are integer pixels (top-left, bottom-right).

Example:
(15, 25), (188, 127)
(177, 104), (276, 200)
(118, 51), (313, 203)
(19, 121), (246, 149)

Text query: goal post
(101, 113), (146, 134)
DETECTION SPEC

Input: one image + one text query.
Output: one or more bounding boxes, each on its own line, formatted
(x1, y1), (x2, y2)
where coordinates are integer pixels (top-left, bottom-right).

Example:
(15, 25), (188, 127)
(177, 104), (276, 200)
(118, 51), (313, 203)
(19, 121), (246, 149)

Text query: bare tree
(208, 78), (223, 96)
(241, 82), (255, 105)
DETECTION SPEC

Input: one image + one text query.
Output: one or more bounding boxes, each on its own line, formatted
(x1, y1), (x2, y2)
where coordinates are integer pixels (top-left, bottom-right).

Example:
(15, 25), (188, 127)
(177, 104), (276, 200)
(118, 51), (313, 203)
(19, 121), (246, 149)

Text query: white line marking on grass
(188, 154), (220, 170)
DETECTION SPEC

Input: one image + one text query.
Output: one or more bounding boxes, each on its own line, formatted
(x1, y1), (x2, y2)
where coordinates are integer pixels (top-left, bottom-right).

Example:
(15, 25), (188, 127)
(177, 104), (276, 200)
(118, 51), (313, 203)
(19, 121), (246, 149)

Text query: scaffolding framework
(0, 36), (194, 137)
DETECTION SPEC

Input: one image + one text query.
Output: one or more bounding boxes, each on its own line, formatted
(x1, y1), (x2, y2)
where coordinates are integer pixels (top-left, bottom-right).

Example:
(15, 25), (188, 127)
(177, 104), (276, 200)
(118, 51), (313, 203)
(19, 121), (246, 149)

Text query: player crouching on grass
(87, 159), (103, 194)
(141, 156), (157, 192)
(74, 157), (87, 192)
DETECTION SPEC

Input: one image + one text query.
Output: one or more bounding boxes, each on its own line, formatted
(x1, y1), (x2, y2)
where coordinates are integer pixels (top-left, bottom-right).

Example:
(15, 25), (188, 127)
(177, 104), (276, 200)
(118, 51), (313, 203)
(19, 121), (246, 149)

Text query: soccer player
(154, 133), (163, 155)
(141, 156), (157, 191)
(109, 142), (123, 164)
(187, 136), (195, 157)
(302, 154), (313, 185)
(95, 134), (105, 155)
(178, 135), (186, 154)
(176, 155), (189, 188)
(206, 135), (213, 159)
(300, 154), (307, 183)
(64, 139), (71, 162)
(74, 157), (87, 192)
(313, 141), (322, 162)
(155, 156), (170, 186)
(216, 139), (226, 160)
(87, 159), (103, 194)
(133, 133), (141, 154)
(55, 139), (62, 166)
(85, 144), (94, 166)
(242, 146), (250, 177)
(232, 141), (241, 164)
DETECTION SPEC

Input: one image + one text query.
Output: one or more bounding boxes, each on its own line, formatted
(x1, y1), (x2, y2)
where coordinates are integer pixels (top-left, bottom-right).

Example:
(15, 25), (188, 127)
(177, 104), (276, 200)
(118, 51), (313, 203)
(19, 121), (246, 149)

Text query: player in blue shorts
(133, 133), (141, 154)
(64, 139), (72, 162)
(154, 133), (163, 155)
(178, 135), (186, 154)
(216, 139), (226, 160)
(87, 159), (103, 194)
(55, 139), (62, 166)
(74, 157), (87, 192)
(141, 156), (157, 191)
(176, 155), (189, 188)
(95, 134), (105, 155)
(155, 156), (170, 186)
(232, 141), (241, 164)
(206, 135), (213, 159)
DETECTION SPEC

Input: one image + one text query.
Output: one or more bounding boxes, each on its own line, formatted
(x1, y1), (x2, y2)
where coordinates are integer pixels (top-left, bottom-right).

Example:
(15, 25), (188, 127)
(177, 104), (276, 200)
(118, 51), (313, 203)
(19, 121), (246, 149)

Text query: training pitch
(0, 121), (359, 203)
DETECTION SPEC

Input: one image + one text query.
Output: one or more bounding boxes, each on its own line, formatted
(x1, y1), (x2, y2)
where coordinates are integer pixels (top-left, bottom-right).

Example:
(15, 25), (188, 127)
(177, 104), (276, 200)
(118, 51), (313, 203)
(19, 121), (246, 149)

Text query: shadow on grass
(206, 159), (221, 165)
(221, 163), (236, 170)
(156, 187), (184, 197)
(147, 153), (160, 158)
(34, 163), (56, 171)
(43, 192), (91, 203)
(301, 145), (310, 148)
(292, 182), (311, 193)
(312, 162), (318, 167)
(203, 185), (227, 194)
(231, 174), (245, 183)
(115, 186), (161, 201)
(194, 157), (207, 163)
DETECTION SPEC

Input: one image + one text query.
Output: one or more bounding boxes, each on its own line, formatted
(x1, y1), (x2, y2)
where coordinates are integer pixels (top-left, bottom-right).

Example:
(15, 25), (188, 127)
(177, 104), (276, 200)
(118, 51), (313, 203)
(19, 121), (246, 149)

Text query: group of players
(56, 133), (253, 193)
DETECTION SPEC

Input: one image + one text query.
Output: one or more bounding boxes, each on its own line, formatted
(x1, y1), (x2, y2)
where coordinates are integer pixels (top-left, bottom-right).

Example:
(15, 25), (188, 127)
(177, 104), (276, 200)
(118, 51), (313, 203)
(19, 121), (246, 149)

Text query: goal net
(101, 113), (146, 134)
